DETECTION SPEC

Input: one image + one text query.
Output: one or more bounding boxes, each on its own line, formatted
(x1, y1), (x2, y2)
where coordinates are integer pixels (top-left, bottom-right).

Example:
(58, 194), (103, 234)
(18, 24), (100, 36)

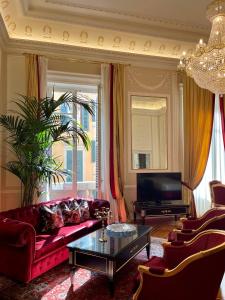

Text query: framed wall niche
(130, 94), (168, 171)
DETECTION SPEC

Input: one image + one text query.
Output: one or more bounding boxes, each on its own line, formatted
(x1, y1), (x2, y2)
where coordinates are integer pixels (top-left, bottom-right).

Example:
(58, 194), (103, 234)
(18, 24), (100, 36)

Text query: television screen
(137, 172), (182, 204)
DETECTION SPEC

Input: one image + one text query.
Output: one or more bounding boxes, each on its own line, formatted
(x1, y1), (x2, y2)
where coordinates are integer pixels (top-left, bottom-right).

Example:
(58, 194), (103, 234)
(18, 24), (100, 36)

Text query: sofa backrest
(0, 197), (109, 229)
(0, 205), (40, 228)
(0, 197), (72, 228)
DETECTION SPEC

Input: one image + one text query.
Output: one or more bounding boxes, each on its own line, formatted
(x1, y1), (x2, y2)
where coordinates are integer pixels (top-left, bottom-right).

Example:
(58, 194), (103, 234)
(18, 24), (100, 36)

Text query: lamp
(179, 0), (225, 94)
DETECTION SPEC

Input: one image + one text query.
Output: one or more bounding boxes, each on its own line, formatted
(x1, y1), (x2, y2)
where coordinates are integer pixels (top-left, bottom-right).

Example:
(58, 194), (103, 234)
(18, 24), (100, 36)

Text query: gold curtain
(25, 54), (40, 98)
(183, 75), (214, 216)
(24, 54), (47, 204)
(112, 64), (127, 222)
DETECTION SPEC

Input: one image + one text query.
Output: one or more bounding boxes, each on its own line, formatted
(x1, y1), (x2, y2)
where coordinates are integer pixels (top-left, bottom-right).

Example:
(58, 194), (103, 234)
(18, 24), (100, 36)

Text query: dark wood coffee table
(67, 224), (152, 294)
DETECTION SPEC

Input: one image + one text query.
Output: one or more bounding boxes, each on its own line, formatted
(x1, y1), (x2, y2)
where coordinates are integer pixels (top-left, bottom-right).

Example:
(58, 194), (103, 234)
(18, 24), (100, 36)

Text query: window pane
(81, 107), (89, 131)
(77, 92), (97, 198)
(91, 140), (96, 163)
(47, 82), (99, 200)
(77, 150), (83, 181)
(60, 102), (72, 114)
(66, 149), (73, 183)
(51, 141), (73, 191)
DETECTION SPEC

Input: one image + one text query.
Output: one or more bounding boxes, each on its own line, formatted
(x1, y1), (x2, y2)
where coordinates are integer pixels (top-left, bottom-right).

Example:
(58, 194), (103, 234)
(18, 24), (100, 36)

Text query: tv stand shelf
(134, 201), (189, 225)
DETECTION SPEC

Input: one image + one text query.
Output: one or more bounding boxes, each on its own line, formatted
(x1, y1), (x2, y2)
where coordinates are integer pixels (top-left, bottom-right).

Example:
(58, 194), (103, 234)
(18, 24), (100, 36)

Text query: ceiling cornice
(4, 34), (178, 69)
(0, 1), (191, 71)
(22, 0), (210, 42)
(0, 0), (197, 60)
(0, 12), (178, 70)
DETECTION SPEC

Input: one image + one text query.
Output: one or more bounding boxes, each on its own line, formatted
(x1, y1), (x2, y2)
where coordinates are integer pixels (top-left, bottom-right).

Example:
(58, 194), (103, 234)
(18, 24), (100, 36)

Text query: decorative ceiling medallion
(25, 25), (32, 36)
(0, 0), (196, 59)
(62, 30), (69, 41)
(1, 1), (9, 9)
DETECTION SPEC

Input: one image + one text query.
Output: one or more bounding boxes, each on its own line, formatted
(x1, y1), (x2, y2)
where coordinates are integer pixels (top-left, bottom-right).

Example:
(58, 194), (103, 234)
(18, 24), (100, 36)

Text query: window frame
(46, 71), (101, 199)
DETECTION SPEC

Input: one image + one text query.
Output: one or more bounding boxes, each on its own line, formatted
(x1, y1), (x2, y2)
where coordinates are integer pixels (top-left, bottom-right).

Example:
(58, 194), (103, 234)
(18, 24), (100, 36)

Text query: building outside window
(46, 73), (100, 200)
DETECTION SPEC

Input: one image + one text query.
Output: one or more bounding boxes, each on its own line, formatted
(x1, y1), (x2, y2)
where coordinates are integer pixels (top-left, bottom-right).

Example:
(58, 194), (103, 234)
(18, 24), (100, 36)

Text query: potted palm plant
(0, 92), (94, 207)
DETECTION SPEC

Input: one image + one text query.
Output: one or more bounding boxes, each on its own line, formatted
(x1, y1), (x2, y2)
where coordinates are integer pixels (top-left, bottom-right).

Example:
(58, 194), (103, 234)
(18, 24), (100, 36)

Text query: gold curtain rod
(23, 53), (131, 66)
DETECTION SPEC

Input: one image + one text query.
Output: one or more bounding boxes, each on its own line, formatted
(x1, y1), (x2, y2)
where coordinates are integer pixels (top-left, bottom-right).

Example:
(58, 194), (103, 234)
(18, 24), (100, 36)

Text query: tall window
(46, 74), (100, 199)
(194, 95), (225, 215)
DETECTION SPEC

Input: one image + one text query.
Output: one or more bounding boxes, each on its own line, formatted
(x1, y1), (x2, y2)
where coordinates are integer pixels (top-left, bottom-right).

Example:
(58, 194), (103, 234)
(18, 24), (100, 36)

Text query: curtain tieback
(181, 181), (194, 192)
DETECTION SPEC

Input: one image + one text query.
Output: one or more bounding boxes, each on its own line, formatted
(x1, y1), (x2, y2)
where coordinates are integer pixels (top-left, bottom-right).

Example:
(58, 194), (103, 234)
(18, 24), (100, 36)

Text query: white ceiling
(27, 0), (211, 30)
(0, 0), (213, 59)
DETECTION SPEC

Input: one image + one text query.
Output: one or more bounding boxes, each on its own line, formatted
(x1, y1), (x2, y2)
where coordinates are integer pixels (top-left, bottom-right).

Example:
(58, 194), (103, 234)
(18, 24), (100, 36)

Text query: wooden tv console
(134, 201), (189, 225)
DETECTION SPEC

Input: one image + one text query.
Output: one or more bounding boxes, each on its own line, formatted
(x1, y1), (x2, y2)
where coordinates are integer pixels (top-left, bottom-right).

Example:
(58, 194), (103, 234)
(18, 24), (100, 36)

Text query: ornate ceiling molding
(1, 15), (178, 70)
(43, 0), (209, 34)
(21, 2), (207, 45)
(2, 34), (178, 70)
(0, 0), (198, 61)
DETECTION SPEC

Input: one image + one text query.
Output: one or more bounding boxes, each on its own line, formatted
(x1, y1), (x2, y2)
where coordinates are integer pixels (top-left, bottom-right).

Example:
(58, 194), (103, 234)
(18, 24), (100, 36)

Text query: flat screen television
(137, 172), (182, 205)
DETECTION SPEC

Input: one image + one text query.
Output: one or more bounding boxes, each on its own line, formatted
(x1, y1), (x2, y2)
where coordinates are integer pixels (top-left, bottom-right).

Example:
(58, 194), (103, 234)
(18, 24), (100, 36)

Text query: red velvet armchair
(168, 207), (225, 242)
(133, 230), (225, 300)
(209, 180), (221, 206)
(211, 183), (225, 207)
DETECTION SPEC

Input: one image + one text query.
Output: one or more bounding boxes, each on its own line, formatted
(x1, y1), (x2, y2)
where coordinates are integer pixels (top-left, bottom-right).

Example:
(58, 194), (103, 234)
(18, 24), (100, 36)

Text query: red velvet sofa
(0, 197), (109, 282)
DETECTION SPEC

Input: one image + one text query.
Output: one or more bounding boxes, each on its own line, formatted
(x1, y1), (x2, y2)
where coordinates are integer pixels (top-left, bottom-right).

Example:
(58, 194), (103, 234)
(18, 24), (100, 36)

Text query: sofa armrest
(0, 218), (36, 282)
(0, 218), (35, 248)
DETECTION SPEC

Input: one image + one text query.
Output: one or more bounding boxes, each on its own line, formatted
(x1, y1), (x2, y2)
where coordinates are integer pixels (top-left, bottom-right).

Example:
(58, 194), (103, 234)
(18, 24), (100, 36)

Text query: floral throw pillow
(60, 201), (81, 225)
(79, 200), (90, 221)
(39, 205), (64, 233)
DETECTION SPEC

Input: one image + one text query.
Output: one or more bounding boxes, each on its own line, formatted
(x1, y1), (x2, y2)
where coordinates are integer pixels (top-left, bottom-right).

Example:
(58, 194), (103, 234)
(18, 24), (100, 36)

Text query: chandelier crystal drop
(179, 0), (225, 94)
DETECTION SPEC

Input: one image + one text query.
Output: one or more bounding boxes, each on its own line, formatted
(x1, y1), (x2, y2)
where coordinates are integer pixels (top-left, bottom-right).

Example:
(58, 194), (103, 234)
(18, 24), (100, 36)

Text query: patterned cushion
(79, 200), (90, 221)
(60, 201), (81, 224)
(38, 205), (64, 233)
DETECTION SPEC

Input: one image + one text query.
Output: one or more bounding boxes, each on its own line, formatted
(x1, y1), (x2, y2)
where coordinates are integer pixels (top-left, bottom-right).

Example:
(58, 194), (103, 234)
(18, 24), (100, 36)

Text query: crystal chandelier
(179, 0), (225, 94)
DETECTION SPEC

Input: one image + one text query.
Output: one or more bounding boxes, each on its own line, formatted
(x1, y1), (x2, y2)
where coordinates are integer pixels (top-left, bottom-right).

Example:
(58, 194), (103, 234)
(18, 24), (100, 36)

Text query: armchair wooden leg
(146, 243), (150, 259)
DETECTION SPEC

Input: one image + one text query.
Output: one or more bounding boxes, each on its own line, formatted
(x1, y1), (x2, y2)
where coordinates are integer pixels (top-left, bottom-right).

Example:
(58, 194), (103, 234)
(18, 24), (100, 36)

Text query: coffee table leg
(70, 266), (76, 286)
(108, 260), (115, 296)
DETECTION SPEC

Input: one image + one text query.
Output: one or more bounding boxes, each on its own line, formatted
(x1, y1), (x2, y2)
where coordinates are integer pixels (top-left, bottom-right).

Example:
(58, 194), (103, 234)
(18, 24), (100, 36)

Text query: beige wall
(124, 66), (182, 218)
(1, 54), (26, 211)
(48, 59), (101, 75)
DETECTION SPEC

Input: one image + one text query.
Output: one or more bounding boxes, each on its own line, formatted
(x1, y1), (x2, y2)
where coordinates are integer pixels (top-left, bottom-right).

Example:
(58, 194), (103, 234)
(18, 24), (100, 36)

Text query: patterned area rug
(0, 237), (164, 300)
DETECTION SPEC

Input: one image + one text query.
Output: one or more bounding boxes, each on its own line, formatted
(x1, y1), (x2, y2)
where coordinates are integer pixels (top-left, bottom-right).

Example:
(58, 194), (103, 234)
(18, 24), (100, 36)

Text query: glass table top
(67, 224), (152, 258)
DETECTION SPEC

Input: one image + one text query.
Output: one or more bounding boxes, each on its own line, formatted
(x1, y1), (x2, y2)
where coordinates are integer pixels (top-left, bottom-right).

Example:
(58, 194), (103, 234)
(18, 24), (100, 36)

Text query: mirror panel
(131, 95), (167, 170)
